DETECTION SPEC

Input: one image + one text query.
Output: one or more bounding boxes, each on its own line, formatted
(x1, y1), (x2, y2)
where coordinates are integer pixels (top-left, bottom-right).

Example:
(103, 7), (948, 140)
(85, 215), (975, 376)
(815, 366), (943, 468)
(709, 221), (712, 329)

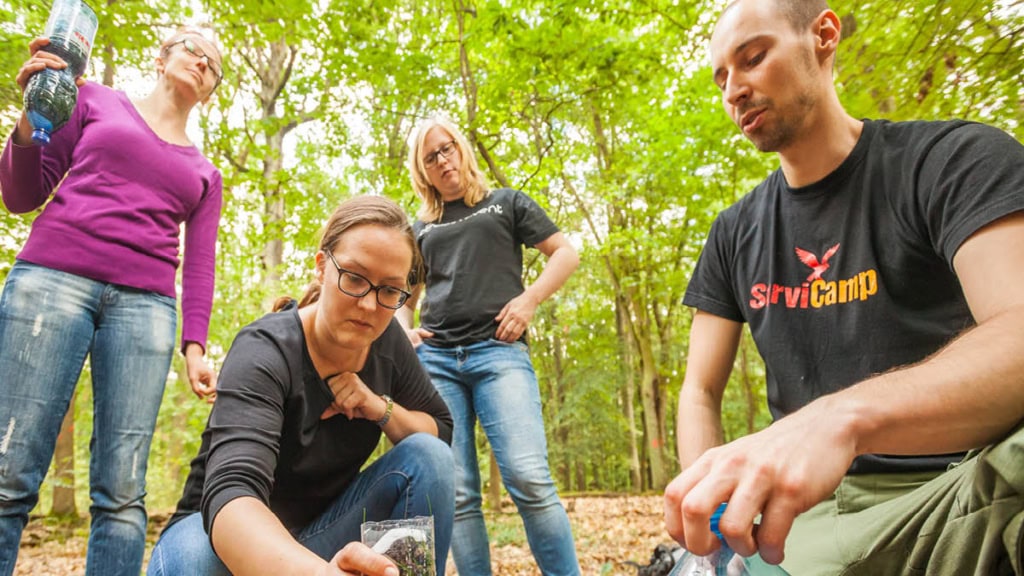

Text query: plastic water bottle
(670, 504), (791, 576)
(23, 0), (98, 145)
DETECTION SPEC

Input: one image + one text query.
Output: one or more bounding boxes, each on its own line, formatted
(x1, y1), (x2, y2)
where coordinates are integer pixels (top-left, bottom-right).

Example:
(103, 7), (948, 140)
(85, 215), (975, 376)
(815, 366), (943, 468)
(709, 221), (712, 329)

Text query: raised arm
(2, 38), (80, 213)
(494, 231), (579, 342)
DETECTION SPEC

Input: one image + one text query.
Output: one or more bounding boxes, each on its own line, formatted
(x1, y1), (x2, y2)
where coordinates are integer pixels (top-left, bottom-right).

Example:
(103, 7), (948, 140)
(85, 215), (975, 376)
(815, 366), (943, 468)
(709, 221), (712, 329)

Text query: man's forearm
(844, 304), (1024, 458)
(676, 382), (726, 470)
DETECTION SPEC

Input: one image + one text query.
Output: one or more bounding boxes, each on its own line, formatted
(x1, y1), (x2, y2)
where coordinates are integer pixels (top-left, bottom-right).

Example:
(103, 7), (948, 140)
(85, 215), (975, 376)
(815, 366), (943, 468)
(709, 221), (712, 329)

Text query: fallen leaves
(15, 494), (673, 575)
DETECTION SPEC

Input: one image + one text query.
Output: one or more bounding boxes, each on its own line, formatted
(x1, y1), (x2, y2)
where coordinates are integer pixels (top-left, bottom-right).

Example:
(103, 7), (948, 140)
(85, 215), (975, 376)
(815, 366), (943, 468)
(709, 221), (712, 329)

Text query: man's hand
(664, 395), (856, 565)
(494, 292), (539, 342)
(184, 342), (217, 403)
(320, 542), (398, 576)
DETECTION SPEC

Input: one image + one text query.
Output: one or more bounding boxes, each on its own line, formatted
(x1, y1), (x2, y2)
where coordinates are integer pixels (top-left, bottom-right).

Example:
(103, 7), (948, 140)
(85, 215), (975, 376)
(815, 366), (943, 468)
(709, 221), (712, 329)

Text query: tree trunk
(617, 298), (642, 492)
(637, 335), (668, 489)
(487, 448), (502, 512)
(50, 393), (77, 518)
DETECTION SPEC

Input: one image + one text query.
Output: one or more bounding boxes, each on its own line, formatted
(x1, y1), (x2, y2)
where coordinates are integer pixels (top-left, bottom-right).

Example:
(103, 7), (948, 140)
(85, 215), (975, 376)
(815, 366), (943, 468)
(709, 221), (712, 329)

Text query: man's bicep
(953, 211), (1024, 324)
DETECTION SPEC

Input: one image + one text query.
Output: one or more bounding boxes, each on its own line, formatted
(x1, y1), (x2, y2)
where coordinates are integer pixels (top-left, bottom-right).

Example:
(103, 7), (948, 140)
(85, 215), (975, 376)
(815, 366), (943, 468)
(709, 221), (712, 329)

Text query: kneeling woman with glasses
(149, 196), (455, 576)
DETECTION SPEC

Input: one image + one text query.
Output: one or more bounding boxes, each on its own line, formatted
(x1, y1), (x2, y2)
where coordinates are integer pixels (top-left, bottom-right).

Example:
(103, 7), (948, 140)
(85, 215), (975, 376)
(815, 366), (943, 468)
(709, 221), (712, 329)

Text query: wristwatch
(376, 394), (394, 427)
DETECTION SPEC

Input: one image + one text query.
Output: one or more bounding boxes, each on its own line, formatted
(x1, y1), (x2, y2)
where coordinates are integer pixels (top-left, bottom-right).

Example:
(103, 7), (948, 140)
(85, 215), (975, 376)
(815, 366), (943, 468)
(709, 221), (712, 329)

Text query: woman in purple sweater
(0, 28), (223, 576)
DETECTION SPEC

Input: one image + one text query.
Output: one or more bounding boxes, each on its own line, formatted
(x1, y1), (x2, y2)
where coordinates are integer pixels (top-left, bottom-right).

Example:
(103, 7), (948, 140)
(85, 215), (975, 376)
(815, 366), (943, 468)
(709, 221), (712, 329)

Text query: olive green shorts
(782, 422), (1024, 575)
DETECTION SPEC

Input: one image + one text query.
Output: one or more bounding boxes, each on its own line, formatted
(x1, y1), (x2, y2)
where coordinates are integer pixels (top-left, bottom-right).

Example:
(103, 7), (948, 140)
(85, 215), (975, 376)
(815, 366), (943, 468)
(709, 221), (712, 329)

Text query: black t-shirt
(684, 119), (1024, 474)
(166, 302), (453, 534)
(413, 188), (559, 347)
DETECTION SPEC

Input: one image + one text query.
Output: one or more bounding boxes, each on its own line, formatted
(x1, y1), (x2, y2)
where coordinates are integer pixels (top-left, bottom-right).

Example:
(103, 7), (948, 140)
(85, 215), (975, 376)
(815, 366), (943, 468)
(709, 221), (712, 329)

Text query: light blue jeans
(417, 339), (580, 576)
(0, 261), (176, 576)
(147, 433), (455, 575)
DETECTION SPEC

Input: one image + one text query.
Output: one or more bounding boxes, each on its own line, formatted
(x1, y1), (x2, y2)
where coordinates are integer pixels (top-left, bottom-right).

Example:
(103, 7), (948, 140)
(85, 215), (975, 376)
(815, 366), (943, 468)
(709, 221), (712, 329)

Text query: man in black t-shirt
(663, 1), (1024, 574)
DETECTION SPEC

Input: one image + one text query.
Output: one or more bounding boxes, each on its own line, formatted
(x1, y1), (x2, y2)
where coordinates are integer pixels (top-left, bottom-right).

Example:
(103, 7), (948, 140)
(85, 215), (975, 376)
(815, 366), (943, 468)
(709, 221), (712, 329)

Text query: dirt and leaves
(14, 494), (673, 575)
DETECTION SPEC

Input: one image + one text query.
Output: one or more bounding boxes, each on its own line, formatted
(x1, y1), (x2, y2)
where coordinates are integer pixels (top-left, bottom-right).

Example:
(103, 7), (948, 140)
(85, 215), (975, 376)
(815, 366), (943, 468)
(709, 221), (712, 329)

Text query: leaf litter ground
(15, 494), (671, 575)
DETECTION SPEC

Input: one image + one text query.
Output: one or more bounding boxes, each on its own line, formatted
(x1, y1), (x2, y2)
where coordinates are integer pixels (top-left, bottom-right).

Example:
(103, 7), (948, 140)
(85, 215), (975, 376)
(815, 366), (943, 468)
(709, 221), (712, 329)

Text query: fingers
(27, 37), (51, 57)
(716, 479), (767, 557)
(495, 315), (527, 342)
(190, 376), (217, 403)
(751, 490), (798, 564)
(403, 327), (434, 348)
(494, 302), (510, 322)
(664, 457), (712, 549)
(331, 542), (398, 576)
(17, 39), (69, 87)
(322, 373), (376, 420)
(680, 481), (733, 556)
(186, 355), (218, 403)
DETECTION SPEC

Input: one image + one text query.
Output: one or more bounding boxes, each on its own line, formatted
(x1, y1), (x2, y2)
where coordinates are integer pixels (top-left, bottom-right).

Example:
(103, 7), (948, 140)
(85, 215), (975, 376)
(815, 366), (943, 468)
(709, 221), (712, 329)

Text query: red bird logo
(794, 244), (840, 282)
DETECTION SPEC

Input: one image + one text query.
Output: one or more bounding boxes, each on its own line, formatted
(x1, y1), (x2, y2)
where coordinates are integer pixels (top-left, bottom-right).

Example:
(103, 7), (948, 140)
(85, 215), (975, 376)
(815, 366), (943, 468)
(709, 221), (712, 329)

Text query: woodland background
(0, 0), (1022, 569)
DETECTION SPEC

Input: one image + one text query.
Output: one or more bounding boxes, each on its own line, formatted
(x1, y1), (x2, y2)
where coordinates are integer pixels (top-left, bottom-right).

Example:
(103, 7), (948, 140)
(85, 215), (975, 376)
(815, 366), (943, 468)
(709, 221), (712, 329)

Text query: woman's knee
(399, 433), (453, 468)
(148, 514), (228, 576)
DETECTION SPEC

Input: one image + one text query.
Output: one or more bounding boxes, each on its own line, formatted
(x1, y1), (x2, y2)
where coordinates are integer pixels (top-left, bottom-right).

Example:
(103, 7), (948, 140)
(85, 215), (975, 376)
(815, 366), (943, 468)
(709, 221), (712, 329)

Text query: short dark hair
(774, 0), (829, 31)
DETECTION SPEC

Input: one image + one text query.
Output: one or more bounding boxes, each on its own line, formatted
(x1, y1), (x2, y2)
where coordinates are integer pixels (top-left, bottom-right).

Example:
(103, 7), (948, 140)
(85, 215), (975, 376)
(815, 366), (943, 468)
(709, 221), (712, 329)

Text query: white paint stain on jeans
(0, 418), (14, 455)
(31, 314), (43, 337)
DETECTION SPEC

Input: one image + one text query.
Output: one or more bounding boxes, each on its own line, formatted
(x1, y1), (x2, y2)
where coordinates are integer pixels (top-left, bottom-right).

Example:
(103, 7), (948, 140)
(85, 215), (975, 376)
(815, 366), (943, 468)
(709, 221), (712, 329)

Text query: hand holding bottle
(19, 0), (98, 146)
(13, 38), (82, 146)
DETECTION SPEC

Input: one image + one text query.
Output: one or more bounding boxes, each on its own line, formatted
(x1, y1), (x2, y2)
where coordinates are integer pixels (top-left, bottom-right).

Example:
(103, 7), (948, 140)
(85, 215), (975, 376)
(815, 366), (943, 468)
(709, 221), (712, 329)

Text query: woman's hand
(184, 342), (217, 403)
(16, 37), (86, 92)
(494, 292), (539, 342)
(14, 37), (86, 146)
(320, 373), (388, 421)
(320, 542), (398, 576)
(403, 326), (434, 348)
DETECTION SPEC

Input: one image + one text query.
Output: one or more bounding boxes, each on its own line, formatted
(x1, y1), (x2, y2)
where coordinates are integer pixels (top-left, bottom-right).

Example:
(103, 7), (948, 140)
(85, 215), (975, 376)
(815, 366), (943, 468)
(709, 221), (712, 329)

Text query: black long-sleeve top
(166, 301), (453, 535)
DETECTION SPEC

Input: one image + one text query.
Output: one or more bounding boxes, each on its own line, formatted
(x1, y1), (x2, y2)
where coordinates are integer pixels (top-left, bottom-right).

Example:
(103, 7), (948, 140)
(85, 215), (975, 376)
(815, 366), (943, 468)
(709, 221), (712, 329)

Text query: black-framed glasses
(323, 251), (411, 310)
(169, 38), (223, 88)
(423, 140), (457, 168)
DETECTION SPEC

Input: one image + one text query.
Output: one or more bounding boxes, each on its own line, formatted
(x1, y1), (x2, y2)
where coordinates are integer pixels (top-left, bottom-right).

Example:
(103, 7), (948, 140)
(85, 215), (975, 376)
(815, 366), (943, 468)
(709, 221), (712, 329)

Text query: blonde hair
(407, 116), (490, 223)
(273, 195), (422, 312)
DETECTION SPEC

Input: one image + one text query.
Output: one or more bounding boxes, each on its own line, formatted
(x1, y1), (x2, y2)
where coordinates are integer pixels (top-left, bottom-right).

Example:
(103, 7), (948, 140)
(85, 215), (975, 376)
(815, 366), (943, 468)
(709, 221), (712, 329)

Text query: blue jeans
(417, 339), (580, 576)
(147, 433), (455, 575)
(0, 261), (176, 576)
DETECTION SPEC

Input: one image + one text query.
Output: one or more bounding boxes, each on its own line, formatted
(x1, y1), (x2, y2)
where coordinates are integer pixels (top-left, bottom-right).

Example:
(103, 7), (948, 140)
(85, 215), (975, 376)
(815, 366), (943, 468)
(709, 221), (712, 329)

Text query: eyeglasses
(422, 140), (458, 169)
(169, 38), (223, 88)
(323, 251), (411, 310)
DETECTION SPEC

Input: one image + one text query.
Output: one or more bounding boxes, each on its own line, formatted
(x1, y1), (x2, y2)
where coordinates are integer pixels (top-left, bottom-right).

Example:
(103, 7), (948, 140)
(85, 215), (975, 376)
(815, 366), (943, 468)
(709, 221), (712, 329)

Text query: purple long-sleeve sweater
(0, 82), (222, 350)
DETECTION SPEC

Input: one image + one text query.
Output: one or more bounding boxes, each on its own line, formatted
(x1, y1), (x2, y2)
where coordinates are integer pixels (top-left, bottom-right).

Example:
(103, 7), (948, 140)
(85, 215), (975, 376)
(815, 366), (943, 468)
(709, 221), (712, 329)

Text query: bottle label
(43, 0), (98, 78)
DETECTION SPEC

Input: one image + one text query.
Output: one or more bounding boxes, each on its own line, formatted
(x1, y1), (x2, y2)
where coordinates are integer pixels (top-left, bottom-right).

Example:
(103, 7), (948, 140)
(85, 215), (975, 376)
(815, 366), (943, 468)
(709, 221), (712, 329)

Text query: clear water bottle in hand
(23, 0), (98, 145)
(670, 504), (791, 576)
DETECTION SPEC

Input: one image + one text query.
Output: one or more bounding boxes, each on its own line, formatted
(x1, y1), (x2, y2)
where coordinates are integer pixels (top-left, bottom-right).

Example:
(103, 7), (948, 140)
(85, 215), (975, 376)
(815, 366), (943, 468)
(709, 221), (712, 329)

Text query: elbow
(560, 245), (581, 274)
(568, 249), (581, 272)
(1, 191), (43, 214)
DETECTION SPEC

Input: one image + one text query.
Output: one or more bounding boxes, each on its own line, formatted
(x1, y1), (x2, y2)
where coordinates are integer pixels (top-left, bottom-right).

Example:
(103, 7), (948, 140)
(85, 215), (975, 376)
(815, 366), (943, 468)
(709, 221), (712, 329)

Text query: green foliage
(1, 0), (1020, 510)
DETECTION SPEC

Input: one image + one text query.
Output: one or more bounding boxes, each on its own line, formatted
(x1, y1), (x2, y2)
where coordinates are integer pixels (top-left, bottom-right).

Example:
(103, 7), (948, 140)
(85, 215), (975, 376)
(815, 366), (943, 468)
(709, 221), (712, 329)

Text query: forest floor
(14, 493), (673, 575)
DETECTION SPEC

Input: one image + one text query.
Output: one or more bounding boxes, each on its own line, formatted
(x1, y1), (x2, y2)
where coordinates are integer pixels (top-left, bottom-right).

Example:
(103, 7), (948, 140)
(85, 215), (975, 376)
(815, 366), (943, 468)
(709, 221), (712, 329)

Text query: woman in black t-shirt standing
(149, 196), (454, 576)
(398, 116), (581, 576)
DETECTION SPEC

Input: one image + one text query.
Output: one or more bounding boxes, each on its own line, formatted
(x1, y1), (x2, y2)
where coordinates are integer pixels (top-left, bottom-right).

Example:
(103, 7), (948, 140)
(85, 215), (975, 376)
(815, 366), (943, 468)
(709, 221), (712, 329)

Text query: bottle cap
(710, 502), (727, 541)
(31, 129), (51, 146)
